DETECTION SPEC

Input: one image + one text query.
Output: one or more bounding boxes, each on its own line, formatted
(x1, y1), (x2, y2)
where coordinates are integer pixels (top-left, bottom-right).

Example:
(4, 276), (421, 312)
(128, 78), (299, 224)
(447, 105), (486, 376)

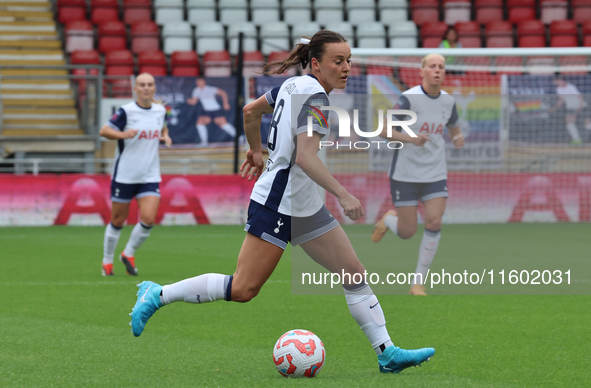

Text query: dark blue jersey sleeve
(108, 108), (127, 131)
(264, 86), (281, 108)
(447, 103), (459, 128)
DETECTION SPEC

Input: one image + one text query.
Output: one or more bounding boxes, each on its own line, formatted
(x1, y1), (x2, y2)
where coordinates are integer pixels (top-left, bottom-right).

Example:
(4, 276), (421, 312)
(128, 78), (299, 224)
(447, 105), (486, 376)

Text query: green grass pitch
(1, 224), (590, 387)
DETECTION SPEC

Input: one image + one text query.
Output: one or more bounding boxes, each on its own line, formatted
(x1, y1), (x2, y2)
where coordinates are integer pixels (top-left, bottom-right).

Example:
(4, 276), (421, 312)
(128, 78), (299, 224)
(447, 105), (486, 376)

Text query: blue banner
(154, 77), (239, 147)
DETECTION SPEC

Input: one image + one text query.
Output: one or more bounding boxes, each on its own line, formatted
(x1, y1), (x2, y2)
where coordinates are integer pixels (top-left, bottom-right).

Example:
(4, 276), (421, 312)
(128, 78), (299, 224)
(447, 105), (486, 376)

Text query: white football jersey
(556, 83), (586, 111)
(250, 74), (330, 217)
(107, 101), (168, 184)
(191, 85), (221, 111)
(389, 85), (459, 183)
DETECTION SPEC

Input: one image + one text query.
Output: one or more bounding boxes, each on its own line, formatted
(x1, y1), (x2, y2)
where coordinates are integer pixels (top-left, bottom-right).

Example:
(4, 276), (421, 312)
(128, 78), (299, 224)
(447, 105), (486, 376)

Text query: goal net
(316, 47), (591, 224)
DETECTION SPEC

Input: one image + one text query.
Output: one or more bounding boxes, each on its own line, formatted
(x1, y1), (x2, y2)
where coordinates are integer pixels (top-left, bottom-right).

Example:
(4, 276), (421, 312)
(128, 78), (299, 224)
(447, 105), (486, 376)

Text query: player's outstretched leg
(371, 209), (397, 243)
(378, 346), (435, 373)
(130, 281), (163, 337)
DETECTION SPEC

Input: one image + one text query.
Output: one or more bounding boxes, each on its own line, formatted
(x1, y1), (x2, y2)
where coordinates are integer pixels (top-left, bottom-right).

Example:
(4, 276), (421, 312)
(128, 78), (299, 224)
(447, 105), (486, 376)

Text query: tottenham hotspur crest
(274, 218), (283, 234)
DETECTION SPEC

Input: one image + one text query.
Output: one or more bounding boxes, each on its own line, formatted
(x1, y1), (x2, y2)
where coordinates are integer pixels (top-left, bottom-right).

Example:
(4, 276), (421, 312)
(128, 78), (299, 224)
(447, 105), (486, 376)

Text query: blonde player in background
(98, 73), (171, 277)
(372, 54), (464, 296)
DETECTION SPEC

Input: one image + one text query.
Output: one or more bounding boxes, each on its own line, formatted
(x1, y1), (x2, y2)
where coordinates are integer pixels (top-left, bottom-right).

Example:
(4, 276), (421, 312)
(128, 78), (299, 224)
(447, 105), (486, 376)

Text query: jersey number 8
(267, 99), (284, 151)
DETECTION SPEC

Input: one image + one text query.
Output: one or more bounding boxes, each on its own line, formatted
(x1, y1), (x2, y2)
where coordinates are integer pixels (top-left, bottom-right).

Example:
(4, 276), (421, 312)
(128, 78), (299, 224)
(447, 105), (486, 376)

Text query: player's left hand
(240, 148), (264, 181)
(452, 133), (464, 149)
(160, 133), (172, 148)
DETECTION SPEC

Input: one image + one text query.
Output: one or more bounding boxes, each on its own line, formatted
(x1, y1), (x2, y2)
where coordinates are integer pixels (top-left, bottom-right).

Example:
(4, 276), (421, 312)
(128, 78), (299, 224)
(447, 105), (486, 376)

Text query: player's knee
(140, 215), (156, 226)
(111, 216), (126, 228)
(397, 228), (416, 239)
(425, 218), (442, 231)
(232, 286), (260, 303)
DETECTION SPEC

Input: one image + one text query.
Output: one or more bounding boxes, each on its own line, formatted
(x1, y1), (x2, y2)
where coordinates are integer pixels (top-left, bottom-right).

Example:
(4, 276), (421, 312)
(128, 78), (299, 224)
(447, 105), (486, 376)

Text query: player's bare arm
(160, 125), (172, 148)
(295, 131), (364, 220)
(379, 124), (430, 146)
(448, 125), (464, 149)
(99, 124), (137, 140)
(240, 95), (272, 180)
(218, 89), (231, 110)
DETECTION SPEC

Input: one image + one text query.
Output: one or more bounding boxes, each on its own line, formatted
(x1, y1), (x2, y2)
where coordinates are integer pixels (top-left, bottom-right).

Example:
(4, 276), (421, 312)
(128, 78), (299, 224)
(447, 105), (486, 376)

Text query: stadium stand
(357, 23), (387, 49)
(171, 50), (200, 76)
(202, 50), (231, 76)
(346, 0), (377, 24)
(219, 0), (248, 24)
(411, 0), (439, 26)
(421, 21), (448, 48)
(228, 22), (257, 55)
(292, 22), (321, 46)
(572, 0), (591, 24)
(389, 20), (418, 48)
(138, 50), (167, 75)
(443, 0), (471, 25)
(251, 0), (281, 25)
(57, 0), (87, 24)
(154, 0), (184, 25)
(162, 22), (193, 55)
(0, 0), (81, 140)
(123, 0), (153, 25)
(315, 0), (345, 23)
(455, 21), (482, 48)
(507, 0), (536, 24)
(241, 50), (265, 76)
(378, 0), (408, 23)
(550, 20), (579, 47)
(98, 21), (127, 54)
(187, 0), (216, 25)
(131, 21), (160, 53)
(475, 0), (503, 24)
(195, 22), (225, 55)
(91, 0), (120, 25)
(260, 22), (290, 56)
(65, 20), (94, 53)
(486, 21), (515, 48)
(283, 0), (312, 23)
(517, 20), (547, 47)
(541, 0), (568, 25)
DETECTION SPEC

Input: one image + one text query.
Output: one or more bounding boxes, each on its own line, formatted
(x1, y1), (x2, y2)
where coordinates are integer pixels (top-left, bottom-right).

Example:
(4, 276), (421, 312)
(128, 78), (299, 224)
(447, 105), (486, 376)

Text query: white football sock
(412, 229), (441, 286)
(123, 221), (152, 258)
(161, 273), (231, 305)
(103, 222), (122, 265)
(384, 214), (399, 236)
(197, 124), (208, 144)
(566, 123), (582, 141)
(221, 122), (236, 137)
(344, 284), (393, 355)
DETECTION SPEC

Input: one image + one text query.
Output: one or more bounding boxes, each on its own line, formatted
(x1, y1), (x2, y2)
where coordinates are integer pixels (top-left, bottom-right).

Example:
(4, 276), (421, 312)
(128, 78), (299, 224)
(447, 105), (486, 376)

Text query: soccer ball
(272, 329), (325, 378)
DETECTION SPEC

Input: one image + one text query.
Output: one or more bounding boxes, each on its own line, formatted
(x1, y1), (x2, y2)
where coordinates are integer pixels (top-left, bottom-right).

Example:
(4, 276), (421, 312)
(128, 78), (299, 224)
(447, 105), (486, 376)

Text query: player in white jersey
(372, 54), (465, 296)
(98, 73), (171, 277)
(129, 31), (435, 374)
(186, 77), (236, 145)
(548, 75), (591, 145)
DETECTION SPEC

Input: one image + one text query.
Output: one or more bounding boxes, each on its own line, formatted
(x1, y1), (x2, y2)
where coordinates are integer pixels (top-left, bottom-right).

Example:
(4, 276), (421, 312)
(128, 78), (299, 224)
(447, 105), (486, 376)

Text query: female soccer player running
(129, 31), (434, 374)
(99, 73), (172, 277)
(372, 54), (465, 296)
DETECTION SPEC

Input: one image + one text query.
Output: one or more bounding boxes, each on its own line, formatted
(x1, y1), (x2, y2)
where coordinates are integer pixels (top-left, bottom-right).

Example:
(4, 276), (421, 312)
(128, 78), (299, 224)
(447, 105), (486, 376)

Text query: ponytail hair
(262, 30), (348, 75)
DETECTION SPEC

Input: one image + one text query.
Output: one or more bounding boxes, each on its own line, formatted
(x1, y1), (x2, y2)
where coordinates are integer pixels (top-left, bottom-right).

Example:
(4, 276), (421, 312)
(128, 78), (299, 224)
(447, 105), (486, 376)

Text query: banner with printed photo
(506, 74), (591, 145)
(154, 77), (240, 148)
(367, 75), (503, 171)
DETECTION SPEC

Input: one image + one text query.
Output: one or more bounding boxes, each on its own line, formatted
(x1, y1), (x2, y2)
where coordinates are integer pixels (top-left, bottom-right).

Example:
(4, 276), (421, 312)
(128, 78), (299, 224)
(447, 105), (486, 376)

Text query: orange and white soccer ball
(272, 329), (325, 378)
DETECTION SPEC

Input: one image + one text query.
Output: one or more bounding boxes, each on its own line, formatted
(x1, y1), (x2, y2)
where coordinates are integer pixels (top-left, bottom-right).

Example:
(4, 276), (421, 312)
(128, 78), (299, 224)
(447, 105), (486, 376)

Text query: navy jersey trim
(420, 85), (442, 99)
(113, 139), (125, 180)
(134, 101), (152, 110)
(265, 86), (281, 108)
(447, 104), (459, 127)
(109, 108), (127, 131)
(306, 74), (318, 80)
(264, 166), (291, 212)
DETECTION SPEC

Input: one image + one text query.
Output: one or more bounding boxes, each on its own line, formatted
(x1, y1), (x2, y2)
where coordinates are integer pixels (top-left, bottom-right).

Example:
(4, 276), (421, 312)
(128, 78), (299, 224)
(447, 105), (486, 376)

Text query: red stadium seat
(475, 0), (503, 24)
(411, 0), (440, 27)
(105, 50), (134, 75)
(486, 21), (514, 48)
(203, 50), (231, 77)
(540, 0), (568, 25)
(420, 21), (448, 48)
(559, 56), (587, 74)
(71, 50), (101, 93)
(517, 20), (547, 47)
(583, 22), (591, 46)
(138, 50), (167, 75)
(507, 0), (536, 23)
(171, 51), (200, 76)
(240, 50), (264, 76)
(572, 0), (591, 25)
(455, 21), (482, 48)
(550, 20), (578, 47)
(98, 21), (127, 53)
(443, 0), (471, 25)
(131, 21), (160, 54)
(65, 20), (93, 53)
(58, 0), (87, 23)
(123, 0), (152, 25)
(91, 0), (119, 24)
